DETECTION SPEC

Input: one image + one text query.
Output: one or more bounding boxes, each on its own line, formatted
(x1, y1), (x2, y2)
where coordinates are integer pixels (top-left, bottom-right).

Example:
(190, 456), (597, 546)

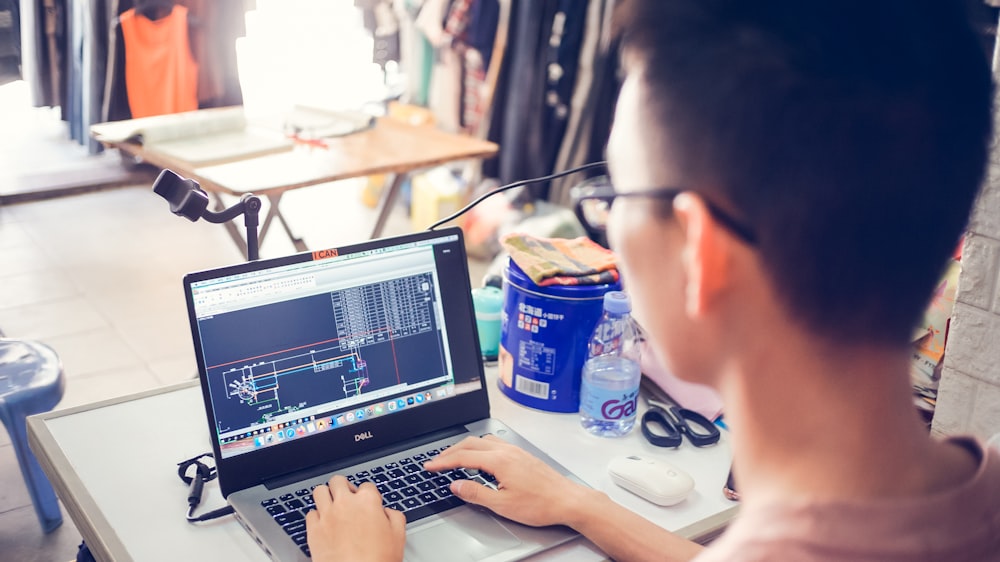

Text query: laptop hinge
(264, 425), (468, 490)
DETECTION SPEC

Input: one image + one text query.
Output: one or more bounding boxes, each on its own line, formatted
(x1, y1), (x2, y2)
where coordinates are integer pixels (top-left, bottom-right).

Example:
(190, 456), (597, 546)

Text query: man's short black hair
(616, 0), (994, 346)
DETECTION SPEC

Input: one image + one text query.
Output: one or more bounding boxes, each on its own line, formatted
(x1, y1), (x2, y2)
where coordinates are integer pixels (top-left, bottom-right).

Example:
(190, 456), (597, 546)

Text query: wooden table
(95, 114), (498, 259)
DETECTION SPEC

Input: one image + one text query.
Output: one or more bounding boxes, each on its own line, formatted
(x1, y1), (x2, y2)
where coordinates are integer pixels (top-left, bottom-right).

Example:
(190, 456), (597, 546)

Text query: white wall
(932, 32), (1000, 440)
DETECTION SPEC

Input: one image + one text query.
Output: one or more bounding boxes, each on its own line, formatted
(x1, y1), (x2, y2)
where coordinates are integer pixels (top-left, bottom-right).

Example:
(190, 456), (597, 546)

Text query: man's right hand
(422, 435), (592, 528)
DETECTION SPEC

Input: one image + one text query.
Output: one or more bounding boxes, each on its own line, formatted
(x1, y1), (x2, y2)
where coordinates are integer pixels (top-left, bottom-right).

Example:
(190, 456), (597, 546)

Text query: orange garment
(120, 5), (198, 118)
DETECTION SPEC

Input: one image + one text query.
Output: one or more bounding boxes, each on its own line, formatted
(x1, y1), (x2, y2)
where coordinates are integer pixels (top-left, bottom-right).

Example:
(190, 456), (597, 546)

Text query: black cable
(186, 505), (236, 523)
(426, 161), (607, 231)
(177, 453), (234, 523)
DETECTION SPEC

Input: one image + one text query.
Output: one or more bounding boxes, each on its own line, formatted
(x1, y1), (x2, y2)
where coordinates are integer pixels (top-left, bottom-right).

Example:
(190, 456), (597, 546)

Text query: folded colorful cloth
(500, 233), (619, 287)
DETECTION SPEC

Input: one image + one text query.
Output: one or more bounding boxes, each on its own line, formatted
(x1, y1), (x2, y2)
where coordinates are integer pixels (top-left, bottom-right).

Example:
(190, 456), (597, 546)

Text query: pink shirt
(696, 438), (1000, 561)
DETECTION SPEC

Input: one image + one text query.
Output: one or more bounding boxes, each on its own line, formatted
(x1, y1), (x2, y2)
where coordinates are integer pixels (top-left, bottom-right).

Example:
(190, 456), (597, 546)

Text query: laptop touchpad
(405, 509), (522, 562)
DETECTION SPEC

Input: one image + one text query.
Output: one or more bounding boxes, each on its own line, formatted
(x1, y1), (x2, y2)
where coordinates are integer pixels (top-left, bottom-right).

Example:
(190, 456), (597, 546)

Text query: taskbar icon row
(223, 385), (454, 451)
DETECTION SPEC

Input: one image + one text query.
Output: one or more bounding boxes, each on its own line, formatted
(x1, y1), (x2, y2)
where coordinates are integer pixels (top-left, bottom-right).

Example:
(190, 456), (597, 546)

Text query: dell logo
(355, 431), (374, 442)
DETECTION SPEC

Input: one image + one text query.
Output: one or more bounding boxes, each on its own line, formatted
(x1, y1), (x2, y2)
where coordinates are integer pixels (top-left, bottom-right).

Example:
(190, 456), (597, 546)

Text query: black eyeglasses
(572, 183), (757, 245)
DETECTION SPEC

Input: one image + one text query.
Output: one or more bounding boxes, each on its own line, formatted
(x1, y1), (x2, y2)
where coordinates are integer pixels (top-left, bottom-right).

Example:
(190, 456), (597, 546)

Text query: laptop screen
(187, 231), (483, 460)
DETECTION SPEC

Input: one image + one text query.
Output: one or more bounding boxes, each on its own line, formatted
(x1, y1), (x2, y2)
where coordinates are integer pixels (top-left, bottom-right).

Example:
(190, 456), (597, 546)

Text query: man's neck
(718, 332), (976, 507)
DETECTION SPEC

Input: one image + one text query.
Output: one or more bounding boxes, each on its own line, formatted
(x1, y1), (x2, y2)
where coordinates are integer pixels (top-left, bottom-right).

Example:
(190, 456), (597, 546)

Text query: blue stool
(0, 339), (65, 533)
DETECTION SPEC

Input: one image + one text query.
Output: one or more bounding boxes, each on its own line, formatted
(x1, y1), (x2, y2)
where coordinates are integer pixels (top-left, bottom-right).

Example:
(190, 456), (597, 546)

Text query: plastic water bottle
(579, 291), (642, 437)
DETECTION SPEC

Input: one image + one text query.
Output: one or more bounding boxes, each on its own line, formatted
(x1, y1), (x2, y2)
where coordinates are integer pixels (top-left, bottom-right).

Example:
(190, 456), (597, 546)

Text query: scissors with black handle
(639, 377), (721, 448)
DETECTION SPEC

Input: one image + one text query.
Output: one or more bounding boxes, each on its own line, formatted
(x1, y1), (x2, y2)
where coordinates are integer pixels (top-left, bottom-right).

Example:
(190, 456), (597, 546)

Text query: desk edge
(28, 414), (132, 562)
(26, 381), (200, 561)
(191, 147), (500, 197)
(111, 136), (500, 198)
(47, 380), (200, 419)
(677, 503), (740, 546)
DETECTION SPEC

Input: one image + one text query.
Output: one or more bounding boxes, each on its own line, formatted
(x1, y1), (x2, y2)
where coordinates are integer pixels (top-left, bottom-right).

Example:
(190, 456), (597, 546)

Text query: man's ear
(673, 193), (730, 318)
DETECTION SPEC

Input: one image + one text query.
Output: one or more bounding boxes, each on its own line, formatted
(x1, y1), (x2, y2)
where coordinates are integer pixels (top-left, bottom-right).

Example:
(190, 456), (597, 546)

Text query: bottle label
(580, 381), (639, 421)
(590, 316), (625, 357)
(514, 374), (550, 400)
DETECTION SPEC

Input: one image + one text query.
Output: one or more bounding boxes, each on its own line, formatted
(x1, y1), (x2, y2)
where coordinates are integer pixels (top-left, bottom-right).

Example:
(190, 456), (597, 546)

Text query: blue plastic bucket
(497, 258), (621, 412)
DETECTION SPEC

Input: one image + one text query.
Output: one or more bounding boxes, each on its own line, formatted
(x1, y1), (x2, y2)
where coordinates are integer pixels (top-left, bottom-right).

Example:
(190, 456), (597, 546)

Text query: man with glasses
(306, 1), (1000, 560)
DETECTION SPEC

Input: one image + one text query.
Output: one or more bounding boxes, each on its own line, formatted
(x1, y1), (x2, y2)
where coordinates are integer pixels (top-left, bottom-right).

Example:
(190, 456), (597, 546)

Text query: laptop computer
(182, 227), (582, 562)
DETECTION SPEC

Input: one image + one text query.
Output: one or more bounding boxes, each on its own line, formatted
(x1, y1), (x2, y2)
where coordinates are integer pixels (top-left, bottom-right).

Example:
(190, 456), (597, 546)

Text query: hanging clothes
(64, 0), (112, 153)
(480, 0), (618, 203)
(494, 0), (557, 196)
(357, 0), (401, 71)
(105, 0), (247, 122)
(0, 0), (19, 85)
(451, 0), (497, 133)
(19, 0), (66, 108)
(119, 3), (197, 117)
(549, 0), (615, 206)
(443, 0), (474, 130)
(581, 35), (620, 175)
(184, 0), (246, 108)
(538, 0), (587, 178)
(417, 0), (499, 133)
(395, 0), (432, 106)
(418, 0), (459, 131)
(64, 0), (80, 138)
(372, 1), (400, 69)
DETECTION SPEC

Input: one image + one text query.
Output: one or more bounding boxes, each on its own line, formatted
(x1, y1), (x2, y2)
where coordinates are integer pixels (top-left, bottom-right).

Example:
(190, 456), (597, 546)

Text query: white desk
(27, 369), (738, 561)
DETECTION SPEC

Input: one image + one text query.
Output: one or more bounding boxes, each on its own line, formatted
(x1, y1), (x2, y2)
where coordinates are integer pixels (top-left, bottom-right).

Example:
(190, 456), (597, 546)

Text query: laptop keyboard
(259, 444), (497, 558)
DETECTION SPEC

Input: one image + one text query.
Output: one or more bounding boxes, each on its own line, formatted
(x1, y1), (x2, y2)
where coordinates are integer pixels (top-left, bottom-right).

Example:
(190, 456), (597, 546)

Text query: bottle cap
(472, 286), (504, 314)
(603, 291), (631, 314)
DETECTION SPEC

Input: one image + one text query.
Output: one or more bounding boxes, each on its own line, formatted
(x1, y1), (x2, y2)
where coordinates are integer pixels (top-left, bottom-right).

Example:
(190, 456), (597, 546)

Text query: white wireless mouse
(608, 455), (695, 506)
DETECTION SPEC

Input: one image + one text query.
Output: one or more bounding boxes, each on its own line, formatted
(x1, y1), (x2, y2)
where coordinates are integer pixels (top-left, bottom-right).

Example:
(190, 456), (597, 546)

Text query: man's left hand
(306, 475), (406, 562)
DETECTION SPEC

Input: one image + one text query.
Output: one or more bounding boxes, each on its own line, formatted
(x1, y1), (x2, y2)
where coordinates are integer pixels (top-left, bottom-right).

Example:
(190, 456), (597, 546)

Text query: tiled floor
(0, 147), (488, 561)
